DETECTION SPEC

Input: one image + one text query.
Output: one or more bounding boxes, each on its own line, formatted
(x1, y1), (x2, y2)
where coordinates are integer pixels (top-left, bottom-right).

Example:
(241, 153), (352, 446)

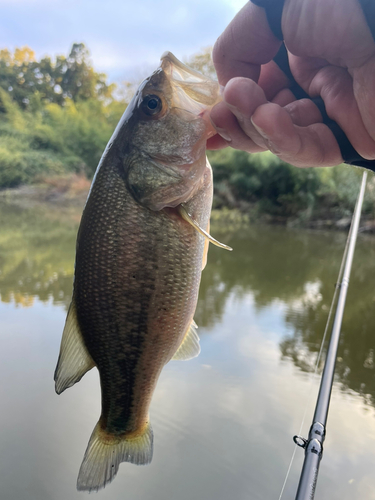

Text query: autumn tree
(0, 47), (40, 109)
(0, 43), (114, 109)
(184, 47), (216, 80)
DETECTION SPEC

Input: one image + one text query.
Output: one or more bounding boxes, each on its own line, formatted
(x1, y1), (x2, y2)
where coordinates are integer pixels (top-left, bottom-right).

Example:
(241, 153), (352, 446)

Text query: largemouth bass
(54, 52), (230, 492)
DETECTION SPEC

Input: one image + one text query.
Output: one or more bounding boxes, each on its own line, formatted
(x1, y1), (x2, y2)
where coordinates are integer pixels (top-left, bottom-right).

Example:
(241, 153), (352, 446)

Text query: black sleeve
(251, 0), (284, 40)
(357, 0), (375, 41)
(250, 0), (375, 172)
(251, 0), (375, 42)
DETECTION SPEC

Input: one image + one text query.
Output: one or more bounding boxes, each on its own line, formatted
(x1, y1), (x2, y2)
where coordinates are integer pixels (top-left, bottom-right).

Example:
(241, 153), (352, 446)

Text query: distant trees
(0, 43), (125, 186)
(0, 43), (115, 109)
(0, 42), (373, 224)
(185, 47), (216, 80)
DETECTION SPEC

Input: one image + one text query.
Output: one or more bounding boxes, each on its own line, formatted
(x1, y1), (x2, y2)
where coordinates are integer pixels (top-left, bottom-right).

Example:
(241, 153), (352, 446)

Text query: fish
(54, 52), (231, 492)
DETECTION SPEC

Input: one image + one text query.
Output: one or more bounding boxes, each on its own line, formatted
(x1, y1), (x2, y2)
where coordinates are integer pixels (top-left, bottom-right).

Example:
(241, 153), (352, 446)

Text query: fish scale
(54, 51), (223, 492)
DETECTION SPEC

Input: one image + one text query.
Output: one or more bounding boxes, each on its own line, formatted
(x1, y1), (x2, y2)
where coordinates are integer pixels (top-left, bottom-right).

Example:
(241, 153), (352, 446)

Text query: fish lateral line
(178, 204), (232, 251)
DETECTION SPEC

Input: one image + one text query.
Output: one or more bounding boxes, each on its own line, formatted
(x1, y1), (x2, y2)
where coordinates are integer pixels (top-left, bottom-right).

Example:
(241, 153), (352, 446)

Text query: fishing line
(277, 198), (358, 500)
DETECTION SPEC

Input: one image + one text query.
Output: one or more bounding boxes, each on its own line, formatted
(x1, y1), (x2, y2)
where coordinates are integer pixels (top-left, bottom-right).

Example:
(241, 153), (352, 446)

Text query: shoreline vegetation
(1, 172), (375, 234)
(0, 44), (374, 233)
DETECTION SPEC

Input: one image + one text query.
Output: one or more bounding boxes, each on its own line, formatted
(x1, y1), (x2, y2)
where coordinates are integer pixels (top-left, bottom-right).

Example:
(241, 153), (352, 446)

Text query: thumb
(213, 2), (281, 85)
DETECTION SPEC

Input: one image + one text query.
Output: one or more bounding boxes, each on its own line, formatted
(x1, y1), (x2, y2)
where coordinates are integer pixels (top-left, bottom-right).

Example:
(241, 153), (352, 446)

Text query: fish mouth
(160, 51), (221, 121)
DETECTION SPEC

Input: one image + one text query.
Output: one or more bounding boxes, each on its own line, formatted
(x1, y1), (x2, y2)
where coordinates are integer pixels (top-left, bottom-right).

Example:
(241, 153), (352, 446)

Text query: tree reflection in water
(197, 223), (375, 407)
(1, 201), (375, 407)
(0, 201), (78, 308)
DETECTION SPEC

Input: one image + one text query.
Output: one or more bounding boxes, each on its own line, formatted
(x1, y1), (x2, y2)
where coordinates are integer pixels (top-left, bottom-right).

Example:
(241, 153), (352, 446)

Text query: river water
(1, 200), (375, 500)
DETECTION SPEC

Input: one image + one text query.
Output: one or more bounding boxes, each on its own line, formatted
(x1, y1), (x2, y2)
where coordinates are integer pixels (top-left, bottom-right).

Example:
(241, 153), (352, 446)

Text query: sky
(0, 0), (248, 84)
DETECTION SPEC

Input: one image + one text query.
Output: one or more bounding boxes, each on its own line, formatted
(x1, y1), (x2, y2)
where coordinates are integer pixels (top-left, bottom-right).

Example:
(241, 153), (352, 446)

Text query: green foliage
(0, 85), (125, 187)
(208, 149), (321, 215)
(40, 99), (120, 176)
(0, 43), (374, 222)
(318, 164), (375, 214)
(184, 47), (216, 80)
(0, 43), (125, 186)
(208, 148), (375, 218)
(0, 43), (115, 109)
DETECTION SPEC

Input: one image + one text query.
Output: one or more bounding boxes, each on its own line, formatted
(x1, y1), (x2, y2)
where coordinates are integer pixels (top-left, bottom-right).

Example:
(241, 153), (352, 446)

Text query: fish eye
(141, 94), (162, 116)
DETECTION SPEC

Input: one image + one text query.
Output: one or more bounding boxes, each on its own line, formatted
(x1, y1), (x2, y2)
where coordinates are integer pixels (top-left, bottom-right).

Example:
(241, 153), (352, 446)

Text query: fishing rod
(291, 171), (367, 500)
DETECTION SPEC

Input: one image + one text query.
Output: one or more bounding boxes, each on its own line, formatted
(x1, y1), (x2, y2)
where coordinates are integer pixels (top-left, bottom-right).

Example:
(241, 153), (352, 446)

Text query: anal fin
(172, 320), (200, 361)
(54, 299), (95, 394)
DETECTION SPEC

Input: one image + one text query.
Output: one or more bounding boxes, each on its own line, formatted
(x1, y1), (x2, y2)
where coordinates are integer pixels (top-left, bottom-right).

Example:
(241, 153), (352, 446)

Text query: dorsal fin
(172, 320), (200, 361)
(54, 299), (95, 394)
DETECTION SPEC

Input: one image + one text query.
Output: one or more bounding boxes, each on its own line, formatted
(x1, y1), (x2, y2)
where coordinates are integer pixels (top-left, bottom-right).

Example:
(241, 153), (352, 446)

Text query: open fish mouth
(160, 51), (222, 119)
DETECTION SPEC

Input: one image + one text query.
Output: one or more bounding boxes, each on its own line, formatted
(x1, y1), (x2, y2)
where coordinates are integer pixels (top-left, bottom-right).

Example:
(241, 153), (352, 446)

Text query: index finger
(212, 2), (282, 85)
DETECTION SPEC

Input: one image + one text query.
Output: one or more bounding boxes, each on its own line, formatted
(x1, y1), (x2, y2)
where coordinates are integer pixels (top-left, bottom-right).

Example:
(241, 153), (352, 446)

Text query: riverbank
(1, 174), (375, 233)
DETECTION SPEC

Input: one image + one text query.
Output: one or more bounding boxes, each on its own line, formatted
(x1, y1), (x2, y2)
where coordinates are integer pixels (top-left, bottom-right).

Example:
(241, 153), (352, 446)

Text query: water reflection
(1, 200), (375, 499)
(0, 201), (77, 308)
(196, 225), (350, 327)
(1, 201), (375, 407)
(281, 235), (375, 406)
(196, 224), (375, 405)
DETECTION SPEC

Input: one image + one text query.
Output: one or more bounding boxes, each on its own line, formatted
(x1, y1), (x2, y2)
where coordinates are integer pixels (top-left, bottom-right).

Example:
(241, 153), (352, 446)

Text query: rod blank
(294, 172), (368, 500)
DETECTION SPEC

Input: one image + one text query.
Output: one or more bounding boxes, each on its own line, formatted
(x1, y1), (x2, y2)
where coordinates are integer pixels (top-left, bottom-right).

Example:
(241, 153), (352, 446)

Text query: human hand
(208, 0), (375, 167)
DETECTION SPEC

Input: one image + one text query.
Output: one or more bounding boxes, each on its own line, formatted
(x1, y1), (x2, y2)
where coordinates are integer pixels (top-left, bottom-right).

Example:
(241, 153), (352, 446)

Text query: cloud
(0, 0), (248, 82)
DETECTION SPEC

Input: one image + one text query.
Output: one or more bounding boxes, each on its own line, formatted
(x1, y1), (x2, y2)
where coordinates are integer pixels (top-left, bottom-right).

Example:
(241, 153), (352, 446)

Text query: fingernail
(226, 102), (239, 113)
(251, 119), (280, 154)
(209, 115), (232, 142)
(215, 127), (232, 142)
(226, 103), (247, 126)
(250, 118), (267, 138)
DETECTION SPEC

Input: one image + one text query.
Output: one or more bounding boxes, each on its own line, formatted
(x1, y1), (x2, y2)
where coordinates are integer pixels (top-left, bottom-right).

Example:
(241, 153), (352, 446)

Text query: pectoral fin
(54, 300), (95, 394)
(172, 320), (200, 361)
(178, 204), (232, 251)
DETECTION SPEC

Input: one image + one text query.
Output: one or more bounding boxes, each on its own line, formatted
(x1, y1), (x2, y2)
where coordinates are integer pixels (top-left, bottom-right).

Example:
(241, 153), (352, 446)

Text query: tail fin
(76, 420), (153, 492)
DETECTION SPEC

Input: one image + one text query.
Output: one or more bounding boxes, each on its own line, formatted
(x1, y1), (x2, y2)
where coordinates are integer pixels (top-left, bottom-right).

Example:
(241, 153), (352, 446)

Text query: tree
(0, 43), (115, 109)
(184, 47), (216, 80)
(0, 47), (41, 108)
(58, 43), (114, 102)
